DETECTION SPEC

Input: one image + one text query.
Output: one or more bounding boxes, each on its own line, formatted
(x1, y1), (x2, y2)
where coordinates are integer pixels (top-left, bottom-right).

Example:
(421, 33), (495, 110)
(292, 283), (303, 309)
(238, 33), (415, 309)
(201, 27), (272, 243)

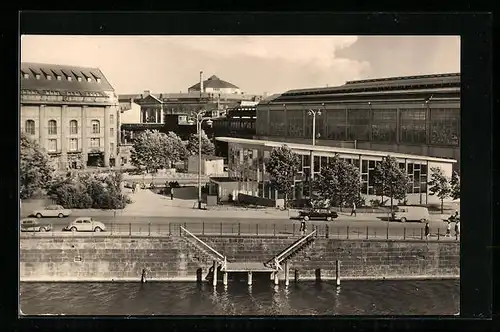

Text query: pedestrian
(425, 222), (430, 239)
(455, 221), (460, 238)
(141, 268), (147, 283)
(132, 182), (136, 194)
(170, 187), (174, 200)
(350, 202), (357, 217)
(446, 221), (451, 237)
(300, 220), (306, 235)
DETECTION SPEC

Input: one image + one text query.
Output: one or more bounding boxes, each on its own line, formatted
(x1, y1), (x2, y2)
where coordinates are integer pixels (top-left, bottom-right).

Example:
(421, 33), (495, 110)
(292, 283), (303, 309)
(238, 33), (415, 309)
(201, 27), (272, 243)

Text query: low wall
(20, 236), (459, 282)
(237, 193), (275, 207)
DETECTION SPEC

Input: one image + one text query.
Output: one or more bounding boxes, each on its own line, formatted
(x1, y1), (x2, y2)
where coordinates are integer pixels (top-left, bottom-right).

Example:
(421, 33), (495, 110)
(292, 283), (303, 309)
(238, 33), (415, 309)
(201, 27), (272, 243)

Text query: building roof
(188, 75), (239, 91)
(20, 62), (114, 93)
(281, 73), (460, 98)
(215, 137), (457, 164)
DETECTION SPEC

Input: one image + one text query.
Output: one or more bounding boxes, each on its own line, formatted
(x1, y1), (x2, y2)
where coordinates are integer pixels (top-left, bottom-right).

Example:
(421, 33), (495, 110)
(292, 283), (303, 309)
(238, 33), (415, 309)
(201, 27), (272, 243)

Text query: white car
(32, 205), (72, 218)
(63, 217), (106, 232)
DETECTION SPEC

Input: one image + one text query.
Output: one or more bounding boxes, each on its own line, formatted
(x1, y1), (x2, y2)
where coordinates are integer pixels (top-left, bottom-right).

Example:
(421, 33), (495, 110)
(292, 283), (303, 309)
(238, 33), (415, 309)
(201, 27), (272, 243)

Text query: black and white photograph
(19, 34), (462, 316)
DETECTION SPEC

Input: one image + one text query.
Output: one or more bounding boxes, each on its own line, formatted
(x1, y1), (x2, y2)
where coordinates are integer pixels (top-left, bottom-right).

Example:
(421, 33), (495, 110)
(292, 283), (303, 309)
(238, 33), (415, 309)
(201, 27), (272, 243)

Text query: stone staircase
(180, 233), (224, 264)
(280, 237), (316, 264)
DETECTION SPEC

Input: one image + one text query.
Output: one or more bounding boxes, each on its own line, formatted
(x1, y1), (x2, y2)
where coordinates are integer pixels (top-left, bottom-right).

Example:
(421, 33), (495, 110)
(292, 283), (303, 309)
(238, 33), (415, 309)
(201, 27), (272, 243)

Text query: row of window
(258, 108), (460, 146)
(21, 69), (102, 83)
(24, 114), (115, 136)
(45, 138), (114, 152)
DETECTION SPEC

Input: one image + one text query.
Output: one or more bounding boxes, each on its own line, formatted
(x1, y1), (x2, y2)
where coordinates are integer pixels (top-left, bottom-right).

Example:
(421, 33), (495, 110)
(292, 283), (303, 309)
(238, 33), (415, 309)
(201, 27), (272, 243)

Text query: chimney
(144, 90), (150, 97)
(200, 71), (204, 94)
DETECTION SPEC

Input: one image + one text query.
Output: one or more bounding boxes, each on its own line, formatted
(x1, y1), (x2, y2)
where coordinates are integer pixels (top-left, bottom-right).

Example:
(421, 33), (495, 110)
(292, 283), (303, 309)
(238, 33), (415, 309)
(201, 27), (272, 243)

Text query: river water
(20, 279), (459, 316)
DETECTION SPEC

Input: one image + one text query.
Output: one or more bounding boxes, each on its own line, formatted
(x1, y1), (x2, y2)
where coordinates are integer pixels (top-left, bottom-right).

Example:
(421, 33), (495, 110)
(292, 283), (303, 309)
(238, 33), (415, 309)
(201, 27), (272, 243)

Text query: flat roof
(215, 137), (457, 164)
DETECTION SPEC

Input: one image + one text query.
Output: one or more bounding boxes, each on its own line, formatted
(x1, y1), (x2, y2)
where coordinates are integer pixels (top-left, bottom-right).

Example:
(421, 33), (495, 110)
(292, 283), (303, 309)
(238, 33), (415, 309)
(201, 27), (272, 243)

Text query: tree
(130, 130), (187, 175)
(314, 154), (361, 210)
(428, 167), (451, 213)
(186, 130), (215, 156)
(372, 155), (409, 209)
(265, 145), (301, 207)
(20, 133), (54, 199)
(450, 170), (460, 200)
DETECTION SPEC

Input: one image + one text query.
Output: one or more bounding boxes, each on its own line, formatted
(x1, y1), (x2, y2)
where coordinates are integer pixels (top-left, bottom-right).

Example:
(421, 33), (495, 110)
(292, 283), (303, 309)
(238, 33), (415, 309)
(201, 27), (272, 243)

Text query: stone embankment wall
(20, 236), (459, 282)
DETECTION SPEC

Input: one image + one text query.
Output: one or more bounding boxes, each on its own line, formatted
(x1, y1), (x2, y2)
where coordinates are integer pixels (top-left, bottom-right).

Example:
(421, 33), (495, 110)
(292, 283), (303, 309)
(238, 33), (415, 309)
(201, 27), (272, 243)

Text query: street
(22, 215), (456, 241)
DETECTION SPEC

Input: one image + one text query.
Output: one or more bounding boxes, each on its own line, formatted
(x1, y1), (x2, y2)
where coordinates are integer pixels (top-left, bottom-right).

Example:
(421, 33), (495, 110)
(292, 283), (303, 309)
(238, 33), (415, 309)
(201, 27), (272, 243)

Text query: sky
(21, 35), (460, 96)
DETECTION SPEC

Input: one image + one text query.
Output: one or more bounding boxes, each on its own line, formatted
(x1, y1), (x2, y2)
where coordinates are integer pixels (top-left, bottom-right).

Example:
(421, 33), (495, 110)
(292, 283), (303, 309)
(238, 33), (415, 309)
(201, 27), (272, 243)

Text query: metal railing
(19, 222), (460, 242)
(180, 226), (226, 264)
(271, 229), (317, 269)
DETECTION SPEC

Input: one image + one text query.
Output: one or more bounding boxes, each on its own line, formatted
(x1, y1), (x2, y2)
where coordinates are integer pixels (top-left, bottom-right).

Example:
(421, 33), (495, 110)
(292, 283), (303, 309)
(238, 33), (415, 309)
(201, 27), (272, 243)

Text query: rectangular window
(110, 114), (114, 123)
(269, 110), (286, 136)
(314, 156), (320, 173)
(326, 109), (347, 140)
(320, 156), (328, 169)
(430, 108), (460, 146)
(372, 109), (397, 142)
(399, 109), (427, 144)
(286, 110), (304, 137)
(303, 154), (310, 167)
(347, 109), (371, 141)
(110, 128), (114, 136)
(48, 139), (57, 152)
(110, 143), (115, 153)
(90, 138), (100, 148)
(69, 138), (78, 151)
(368, 160), (375, 170)
(362, 160), (368, 173)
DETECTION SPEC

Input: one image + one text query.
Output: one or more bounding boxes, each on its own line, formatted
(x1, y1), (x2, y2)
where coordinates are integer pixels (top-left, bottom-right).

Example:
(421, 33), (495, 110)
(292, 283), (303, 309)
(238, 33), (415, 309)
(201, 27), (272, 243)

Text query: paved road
(21, 215), (456, 241)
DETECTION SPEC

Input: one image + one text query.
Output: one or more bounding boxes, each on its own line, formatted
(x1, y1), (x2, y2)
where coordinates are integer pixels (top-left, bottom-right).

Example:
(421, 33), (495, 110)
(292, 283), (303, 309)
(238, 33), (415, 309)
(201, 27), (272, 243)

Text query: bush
(47, 172), (130, 209)
(168, 181), (180, 188)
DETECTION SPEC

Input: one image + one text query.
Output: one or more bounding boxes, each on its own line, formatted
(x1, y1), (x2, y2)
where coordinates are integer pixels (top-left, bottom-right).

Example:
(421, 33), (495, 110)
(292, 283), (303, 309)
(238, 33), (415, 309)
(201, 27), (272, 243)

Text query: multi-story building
(255, 73), (460, 172)
(188, 73), (242, 95)
(20, 62), (119, 169)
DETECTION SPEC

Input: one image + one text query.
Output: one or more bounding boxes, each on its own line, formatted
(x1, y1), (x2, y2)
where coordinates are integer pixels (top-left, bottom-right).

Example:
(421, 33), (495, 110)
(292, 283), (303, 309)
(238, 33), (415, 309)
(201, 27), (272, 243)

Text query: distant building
(188, 74), (242, 95)
(20, 62), (119, 169)
(187, 155), (224, 176)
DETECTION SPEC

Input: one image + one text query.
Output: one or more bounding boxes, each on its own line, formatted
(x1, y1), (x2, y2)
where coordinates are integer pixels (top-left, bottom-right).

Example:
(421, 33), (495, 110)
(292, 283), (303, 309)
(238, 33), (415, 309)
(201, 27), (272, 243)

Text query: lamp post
(188, 110), (213, 209)
(307, 103), (324, 181)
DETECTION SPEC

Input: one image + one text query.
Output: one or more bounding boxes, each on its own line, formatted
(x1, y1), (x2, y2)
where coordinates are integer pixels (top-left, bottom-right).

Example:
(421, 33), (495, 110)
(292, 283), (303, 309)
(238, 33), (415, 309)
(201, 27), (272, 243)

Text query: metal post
(256, 224), (259, 236)
(129, 223), (131, 236)
(212, 260), (217, 287)
(220, 222), (223, 236)
(438, 228), (440, 240)
(202, 222), (205, 235)
(148, 222), (151, 237)
(284, 261), (289, 286)
(293, 223), (295, 236)
(223, 271), (228, 286)
(168, 223), (171, 236)
(294, 269), (299, 283)
(366, 226), (369, 239)
(325, 224), (329, 238)
(238, 223), (241, 236)
(273, 224), (276, 237)
(336, 260), (341, 287)
(421, 228), (423, 240)
(346, 226), (349, 239)
(247, 271), (253, 286)
(198, 119), (202, 210)
(403, 227), (406, 240)
(386, 224), (389, 239)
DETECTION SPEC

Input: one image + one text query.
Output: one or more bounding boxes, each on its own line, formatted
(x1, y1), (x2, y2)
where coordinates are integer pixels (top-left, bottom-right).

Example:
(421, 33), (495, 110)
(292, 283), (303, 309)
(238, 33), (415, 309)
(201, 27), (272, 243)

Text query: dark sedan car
(298, 209), (338, 221)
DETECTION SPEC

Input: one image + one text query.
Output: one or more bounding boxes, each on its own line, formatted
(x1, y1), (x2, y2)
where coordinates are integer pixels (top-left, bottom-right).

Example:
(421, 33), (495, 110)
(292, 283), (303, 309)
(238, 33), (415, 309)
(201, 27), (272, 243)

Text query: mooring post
(247, 271), (253, 286)
(294, 269), (299, 283)
(223, 271), (228, 286)
(336, 260), (341, 287)
(212, 260), (218, 287)
(284, 261), (290, 286)
(148, 222), (151, 237)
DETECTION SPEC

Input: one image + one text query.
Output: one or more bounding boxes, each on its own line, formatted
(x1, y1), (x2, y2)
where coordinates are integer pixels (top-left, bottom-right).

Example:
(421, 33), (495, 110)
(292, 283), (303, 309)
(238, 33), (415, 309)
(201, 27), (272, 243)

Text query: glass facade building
(255, 73), (460, 171)
(217, 137), (456, 206)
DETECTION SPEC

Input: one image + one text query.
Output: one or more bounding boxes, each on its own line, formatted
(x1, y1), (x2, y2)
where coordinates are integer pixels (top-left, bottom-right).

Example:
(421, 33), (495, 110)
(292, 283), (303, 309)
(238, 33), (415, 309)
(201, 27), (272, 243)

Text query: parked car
(299, 209), (339, 221)
(391, 206), (430, 222)
(63, 217), (106, 232)
(32, 205), (72, 218)
(20, 218), (52, 232)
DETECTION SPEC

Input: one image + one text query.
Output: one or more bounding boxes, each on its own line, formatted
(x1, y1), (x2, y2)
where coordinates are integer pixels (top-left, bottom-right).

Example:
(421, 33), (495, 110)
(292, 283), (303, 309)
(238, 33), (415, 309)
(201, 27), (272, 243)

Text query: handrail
(275, 229), (316, 264)
(180, 226), (226, 262)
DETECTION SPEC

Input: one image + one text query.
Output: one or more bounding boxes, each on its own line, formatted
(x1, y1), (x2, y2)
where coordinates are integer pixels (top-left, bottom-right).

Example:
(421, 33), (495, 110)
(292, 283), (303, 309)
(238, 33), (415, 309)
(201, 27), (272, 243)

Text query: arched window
(69, 120), (78, 134)
(48, 120), (57, 135)
(25, 120), (35, 135)
(91, 120), (100, 134)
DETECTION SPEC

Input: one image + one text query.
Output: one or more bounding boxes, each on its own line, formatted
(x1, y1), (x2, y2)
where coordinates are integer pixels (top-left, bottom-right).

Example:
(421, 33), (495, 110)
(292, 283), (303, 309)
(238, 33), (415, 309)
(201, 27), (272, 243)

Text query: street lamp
(307, 103), (324, 181)
(188, 110), (213, 209)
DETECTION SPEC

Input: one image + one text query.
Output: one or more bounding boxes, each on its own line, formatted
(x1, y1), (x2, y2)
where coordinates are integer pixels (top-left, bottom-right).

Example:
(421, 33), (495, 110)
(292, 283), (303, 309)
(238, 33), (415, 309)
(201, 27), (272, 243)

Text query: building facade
(20, 63), (119, 169)
(216, 137), (456, 206)
(188, 74), (242, 95)
(255, 73), (460, 172)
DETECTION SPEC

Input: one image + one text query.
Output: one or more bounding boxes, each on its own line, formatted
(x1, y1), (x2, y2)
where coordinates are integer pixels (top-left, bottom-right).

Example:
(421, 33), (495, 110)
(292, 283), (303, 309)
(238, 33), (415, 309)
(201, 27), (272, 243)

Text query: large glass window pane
(287, 110), (304, 137)
(399, 109), (426, 144)
(362, 160), (368, 173)
(368, 160), (375, 169)
(303, 154), (310, 167)
(326, 109), (347, 140)
(361, 182), (368, 195)
(347, 109), (371, 141)
(372, 109), (397, 142)
(430, 108), (460, 146)
(421, 164), (427, 175)
(320, 156), (327, 169)
(256, 109), (269, 135)
(269, 110), (286, 135)
(314, 156), (320, 172)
